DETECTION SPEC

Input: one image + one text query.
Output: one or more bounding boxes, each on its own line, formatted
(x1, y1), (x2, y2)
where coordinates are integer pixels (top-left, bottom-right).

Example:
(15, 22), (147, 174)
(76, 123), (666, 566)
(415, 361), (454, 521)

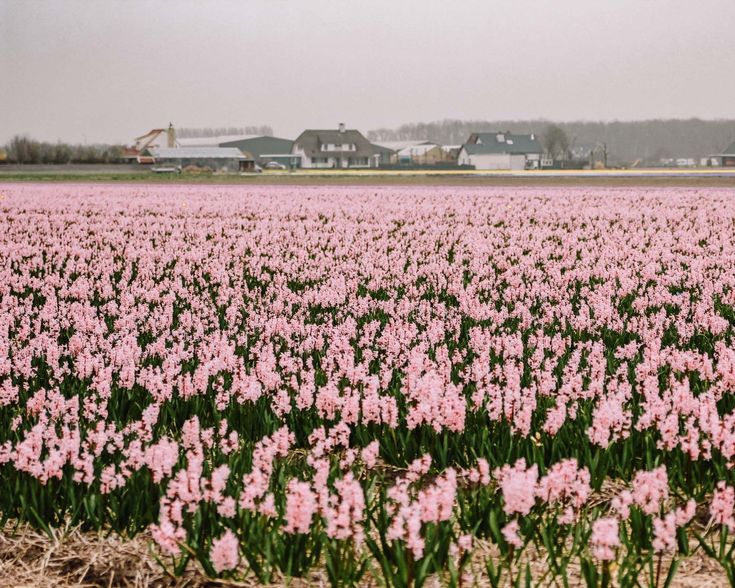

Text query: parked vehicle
(240, 165), (263, 175)
(151, 166), (181, 174)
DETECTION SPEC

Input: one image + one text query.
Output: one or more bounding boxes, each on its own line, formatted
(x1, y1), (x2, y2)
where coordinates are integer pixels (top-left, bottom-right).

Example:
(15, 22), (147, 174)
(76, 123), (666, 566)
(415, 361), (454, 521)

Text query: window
(320, 143), (356, 152)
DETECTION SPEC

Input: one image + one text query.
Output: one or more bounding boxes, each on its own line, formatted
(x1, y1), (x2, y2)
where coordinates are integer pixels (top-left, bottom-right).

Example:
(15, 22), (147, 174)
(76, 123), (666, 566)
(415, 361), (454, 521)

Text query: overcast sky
(2, 0), (734, 145)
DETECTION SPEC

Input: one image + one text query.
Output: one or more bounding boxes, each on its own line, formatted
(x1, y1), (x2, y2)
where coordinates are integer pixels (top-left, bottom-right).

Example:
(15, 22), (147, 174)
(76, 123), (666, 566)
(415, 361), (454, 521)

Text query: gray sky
(2, 0), (734, 145)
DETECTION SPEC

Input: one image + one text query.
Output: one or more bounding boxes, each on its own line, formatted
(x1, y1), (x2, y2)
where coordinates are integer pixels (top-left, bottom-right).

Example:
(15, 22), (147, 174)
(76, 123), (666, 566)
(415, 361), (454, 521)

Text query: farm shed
(145, 147), (252, 172)
(176, 134), (258, 148)
(370, 143), (395, 166)
(395, 144), (447, 165)
(219, 136), (295, 165)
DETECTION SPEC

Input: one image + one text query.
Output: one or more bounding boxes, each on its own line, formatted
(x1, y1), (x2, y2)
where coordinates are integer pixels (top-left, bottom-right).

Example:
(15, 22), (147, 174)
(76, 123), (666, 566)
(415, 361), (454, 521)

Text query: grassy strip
(1, 172), (735, 186)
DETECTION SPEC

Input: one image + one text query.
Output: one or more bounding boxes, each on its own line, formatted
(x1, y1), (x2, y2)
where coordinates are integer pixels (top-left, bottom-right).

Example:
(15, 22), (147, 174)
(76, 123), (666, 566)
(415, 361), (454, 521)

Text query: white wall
(291, 145), (309, 167)
(291, 144), (375, 168)
(510, 154), (526, 170)
(292, 143), (338, 168)
(469, 153), (512, 170)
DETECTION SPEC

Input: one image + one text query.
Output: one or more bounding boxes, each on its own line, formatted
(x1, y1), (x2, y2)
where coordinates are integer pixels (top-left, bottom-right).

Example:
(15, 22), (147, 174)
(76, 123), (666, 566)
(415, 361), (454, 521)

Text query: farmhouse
(292, 124), (380, 169)
(457, 132), (544, 170)
(144, 147), (252, 172)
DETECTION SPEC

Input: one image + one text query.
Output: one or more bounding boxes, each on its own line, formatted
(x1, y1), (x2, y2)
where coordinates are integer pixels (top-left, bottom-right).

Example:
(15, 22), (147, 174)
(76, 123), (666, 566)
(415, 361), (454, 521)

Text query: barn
(145, 147), (251, 172)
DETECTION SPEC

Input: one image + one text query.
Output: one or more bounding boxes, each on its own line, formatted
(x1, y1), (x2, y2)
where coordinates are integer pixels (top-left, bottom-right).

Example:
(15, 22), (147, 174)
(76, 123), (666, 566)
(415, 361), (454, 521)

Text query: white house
(292, 124), (380, 169)
(457, 132), (544, 170)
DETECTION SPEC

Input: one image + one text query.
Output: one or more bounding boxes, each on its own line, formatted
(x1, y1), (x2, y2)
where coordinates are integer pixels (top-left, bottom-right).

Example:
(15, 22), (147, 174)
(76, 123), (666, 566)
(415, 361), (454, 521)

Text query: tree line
(176, 126), (273, 138)
(368, 118), (735, 164)
(2, 135), (127, 164)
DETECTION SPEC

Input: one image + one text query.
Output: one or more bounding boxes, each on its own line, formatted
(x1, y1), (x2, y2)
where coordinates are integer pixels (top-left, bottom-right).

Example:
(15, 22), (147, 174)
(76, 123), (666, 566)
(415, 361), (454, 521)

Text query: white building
(457, 132), (544, 170)
(292, 124), (380, 169)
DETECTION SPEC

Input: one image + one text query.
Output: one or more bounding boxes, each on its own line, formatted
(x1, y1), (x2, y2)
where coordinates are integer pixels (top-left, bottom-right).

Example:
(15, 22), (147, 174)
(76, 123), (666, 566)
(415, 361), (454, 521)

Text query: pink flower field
(3, 183), (735, 586)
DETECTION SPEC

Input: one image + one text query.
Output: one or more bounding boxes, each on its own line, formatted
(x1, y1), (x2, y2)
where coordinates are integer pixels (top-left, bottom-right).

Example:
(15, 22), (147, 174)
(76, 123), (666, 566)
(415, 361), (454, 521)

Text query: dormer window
(497, 133), (505, 143)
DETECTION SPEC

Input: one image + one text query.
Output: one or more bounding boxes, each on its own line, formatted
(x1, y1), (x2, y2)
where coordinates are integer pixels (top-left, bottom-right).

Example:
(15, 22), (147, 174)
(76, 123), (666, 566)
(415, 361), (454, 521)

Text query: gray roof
(219, 136), (294, 160)
(293, 129), (376, 157)
(462, 132), (542, 155)
(176, 134), (261, 147)
(718, 141), (735, 156)
(148, 147), (247, 160)
(373, 140), (436, 151)
(371, 143), (395, 155)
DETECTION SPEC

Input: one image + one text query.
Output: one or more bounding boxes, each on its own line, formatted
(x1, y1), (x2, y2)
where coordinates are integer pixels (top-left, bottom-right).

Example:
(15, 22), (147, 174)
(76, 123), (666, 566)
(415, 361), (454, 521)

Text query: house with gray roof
(458, 131), (545, 170)
(292, 124), (380, 169)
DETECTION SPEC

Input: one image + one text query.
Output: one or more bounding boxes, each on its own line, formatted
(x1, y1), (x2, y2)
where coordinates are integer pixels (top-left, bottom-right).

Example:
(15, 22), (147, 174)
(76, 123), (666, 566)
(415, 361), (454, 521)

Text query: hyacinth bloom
(591, 518), (620, 561)
(536, 459), (591, 512)
(283, 480), (318, 534)
(502, 520), (523, 549)
(711, 482), (735, 531)
(210, 529), (240, 573)
(495, 459), (538, 516)
(631, 467), (669, 515)
(3, 183), (735, 584)
(325, 472), (366, 544)
(652, 513), (677, 553)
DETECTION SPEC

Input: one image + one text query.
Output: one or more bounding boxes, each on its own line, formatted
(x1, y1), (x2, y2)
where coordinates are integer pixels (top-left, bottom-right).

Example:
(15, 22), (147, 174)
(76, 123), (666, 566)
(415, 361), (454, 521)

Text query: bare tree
(542, 125), (570, 164)
(177, 126), (274, 138)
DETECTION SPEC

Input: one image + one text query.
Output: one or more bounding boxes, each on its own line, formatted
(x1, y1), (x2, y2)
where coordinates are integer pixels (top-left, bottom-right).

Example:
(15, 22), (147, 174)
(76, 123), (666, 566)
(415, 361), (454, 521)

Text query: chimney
(167, 123), (176, 148)
(338, 122), (346, 134)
